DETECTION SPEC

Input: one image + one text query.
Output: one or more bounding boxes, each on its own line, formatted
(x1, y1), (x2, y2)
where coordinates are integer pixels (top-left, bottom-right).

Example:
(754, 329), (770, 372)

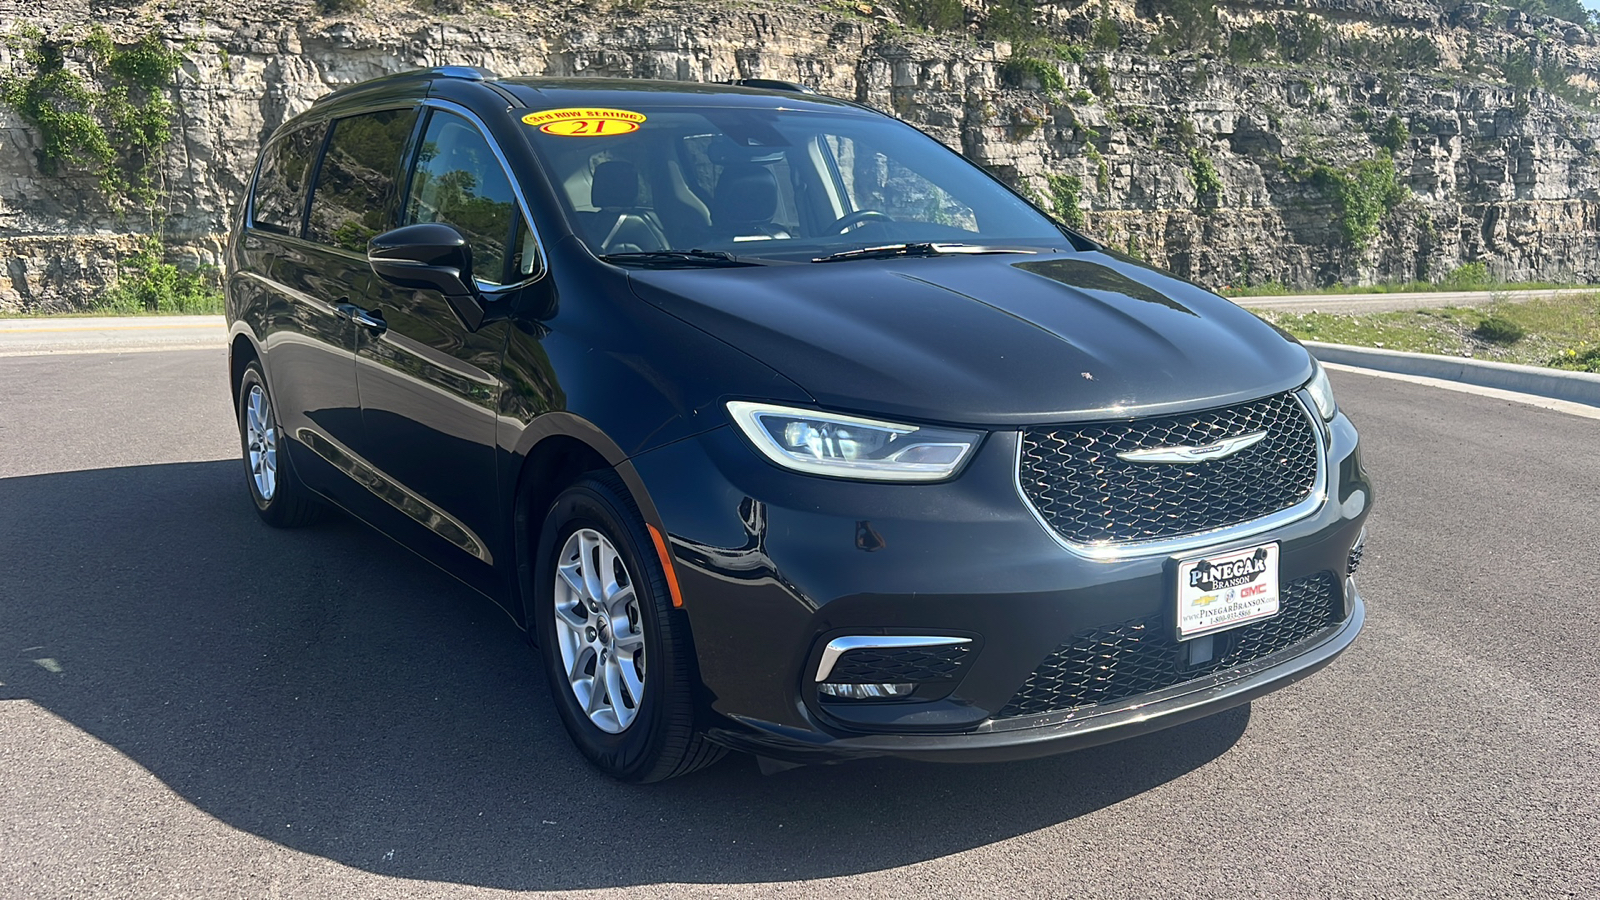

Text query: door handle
(336, 303), (387, 334)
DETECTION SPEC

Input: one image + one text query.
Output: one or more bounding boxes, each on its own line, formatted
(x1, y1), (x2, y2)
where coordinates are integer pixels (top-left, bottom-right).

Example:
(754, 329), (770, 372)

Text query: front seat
(584, 160), (670, 253)
(711, 163), (790, 241)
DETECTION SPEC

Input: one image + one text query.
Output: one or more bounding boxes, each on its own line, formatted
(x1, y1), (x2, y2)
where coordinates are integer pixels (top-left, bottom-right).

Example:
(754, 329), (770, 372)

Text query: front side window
(308, 107), (418, 253)
(404, 111), (520, 285)
(251, 124), (322, 235)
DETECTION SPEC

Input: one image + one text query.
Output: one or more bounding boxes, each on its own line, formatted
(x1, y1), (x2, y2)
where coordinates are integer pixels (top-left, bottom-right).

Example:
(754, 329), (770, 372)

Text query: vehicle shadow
(0, 460), (1249, 890)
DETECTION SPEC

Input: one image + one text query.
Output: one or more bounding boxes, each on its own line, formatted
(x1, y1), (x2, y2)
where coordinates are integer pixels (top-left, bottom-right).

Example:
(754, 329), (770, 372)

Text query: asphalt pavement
(1, 349), (1597, 898)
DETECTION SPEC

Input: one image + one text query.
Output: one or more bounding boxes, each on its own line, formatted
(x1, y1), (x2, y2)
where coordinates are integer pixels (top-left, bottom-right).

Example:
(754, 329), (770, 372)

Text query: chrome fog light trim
(814, 635), (972, 682)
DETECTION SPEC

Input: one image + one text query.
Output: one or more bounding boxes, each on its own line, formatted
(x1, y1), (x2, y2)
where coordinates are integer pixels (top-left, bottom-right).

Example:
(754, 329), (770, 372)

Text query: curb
(1306, 341), (1600, 408)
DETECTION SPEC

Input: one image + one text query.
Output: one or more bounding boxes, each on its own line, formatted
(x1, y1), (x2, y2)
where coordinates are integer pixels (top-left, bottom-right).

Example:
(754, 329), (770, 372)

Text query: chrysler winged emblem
(1116, 430), (1268, 464)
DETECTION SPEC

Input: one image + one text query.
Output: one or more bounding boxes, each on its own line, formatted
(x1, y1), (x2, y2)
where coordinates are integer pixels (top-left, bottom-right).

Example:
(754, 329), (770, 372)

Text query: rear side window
(308, 108), (419, 253)
(404, 111), (518, 285)
(251, 125), (322, 235)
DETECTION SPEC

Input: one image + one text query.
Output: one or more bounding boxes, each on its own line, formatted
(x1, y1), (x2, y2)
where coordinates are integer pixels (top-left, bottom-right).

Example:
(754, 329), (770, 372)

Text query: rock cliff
(2, 0), (1598, 310)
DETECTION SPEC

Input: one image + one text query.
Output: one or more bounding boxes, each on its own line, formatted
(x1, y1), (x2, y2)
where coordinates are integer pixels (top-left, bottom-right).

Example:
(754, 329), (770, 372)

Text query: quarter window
(308, 108), (418, 253)
(251, 125), (322, 235)
(405, 111), (519, 285)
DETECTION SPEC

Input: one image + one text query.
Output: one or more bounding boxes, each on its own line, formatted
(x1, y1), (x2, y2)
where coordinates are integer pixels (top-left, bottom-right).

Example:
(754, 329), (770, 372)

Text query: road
(1232, 286), (1597, 314)
(0, 316), (227, 356)
(1, 349), (1597, 899)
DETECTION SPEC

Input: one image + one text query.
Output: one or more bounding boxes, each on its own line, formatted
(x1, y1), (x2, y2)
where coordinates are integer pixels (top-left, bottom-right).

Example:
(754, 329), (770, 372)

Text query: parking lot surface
(1, 349), (1596, 898)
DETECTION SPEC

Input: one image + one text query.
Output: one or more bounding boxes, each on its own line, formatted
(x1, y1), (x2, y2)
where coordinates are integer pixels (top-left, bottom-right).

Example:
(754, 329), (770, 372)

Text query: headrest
(713, 163), (779, 224)
(591, 160), (641, 209)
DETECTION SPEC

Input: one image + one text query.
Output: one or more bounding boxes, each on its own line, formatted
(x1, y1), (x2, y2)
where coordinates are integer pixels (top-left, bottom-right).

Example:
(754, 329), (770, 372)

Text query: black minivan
(226, 67), (1370, 782)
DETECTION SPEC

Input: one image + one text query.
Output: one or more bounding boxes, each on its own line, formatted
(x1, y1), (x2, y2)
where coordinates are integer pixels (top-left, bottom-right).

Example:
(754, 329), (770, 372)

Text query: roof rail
(429, 65), (500, 82)
(723, 78), (817, 95)
(312, 66), (501, 105)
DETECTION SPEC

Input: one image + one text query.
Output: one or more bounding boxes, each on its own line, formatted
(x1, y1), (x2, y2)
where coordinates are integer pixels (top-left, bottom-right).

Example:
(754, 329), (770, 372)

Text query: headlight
(726, 401), (981, 481)
(1305, 361), (1337, 421)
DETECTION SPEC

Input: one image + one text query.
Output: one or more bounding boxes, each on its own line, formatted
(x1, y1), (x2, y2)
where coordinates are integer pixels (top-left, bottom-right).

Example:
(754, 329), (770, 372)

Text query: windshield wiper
(811, 242), (1037, 263)
(600, 249), (745, 267)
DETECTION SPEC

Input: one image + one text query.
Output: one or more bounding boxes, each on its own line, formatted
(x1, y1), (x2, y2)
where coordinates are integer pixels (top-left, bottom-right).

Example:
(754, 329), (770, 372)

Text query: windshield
(518, 103), (1068, 261)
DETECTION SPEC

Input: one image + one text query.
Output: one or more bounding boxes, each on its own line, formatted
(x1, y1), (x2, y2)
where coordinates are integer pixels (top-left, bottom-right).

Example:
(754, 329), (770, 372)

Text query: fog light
(1348, 528), (1367, 576)
(818, 682), (914, 700)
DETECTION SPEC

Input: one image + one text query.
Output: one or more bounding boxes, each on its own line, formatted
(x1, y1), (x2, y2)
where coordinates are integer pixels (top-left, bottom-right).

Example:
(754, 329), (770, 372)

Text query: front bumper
(627, 411), (1371, 764)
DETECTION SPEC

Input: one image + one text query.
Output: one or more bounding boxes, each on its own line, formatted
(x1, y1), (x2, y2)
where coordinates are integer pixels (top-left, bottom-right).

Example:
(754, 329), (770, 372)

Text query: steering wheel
(828, 209), (893, 233)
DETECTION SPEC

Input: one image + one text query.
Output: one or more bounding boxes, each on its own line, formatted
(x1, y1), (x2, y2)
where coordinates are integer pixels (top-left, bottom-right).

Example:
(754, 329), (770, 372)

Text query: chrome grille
(1019, 392), (1320, 547)
(996, 572), (1342, 718)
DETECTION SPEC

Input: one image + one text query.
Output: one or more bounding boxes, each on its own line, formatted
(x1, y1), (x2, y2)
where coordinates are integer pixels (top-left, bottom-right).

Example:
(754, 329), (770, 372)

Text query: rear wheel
(237, 362), (325, 528)
(534, 472), (724, 782)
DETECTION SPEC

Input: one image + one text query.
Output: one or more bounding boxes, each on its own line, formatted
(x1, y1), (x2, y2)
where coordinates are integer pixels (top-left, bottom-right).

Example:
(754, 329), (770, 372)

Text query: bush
(1189, 148), (1222, 205)
(1046, 173), (1084, 228)
(1000, 56), (1065, 93)
(1090, 17), (1120, 51)
(1551, 346), (1600, 372)
(1378, 114), (1409, 153)
(1309, 154), (1407, 249)
(97, 240), (223, 314)
(1089, 64), (1113, 100)
(893, 0), (963, 32)
(1474, 315), (1525, 344)
(1440, 262), (1491, 289)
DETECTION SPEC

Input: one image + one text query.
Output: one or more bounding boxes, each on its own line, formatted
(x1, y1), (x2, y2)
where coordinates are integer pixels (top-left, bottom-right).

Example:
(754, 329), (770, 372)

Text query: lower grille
(996, 572), (1342, 718)
(827, 644), (970, 684)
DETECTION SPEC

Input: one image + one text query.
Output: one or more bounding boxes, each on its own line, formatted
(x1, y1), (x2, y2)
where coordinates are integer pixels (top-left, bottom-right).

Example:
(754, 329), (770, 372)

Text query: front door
(351, 107), (533, 591)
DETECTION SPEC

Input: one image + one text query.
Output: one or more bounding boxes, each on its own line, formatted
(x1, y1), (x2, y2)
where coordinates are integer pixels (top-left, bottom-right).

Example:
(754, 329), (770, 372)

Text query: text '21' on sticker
(522, 108), (646, 137)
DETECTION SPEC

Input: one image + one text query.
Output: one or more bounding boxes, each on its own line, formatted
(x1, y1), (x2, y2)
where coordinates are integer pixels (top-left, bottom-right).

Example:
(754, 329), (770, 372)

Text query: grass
(1252, 292), (1600, 372)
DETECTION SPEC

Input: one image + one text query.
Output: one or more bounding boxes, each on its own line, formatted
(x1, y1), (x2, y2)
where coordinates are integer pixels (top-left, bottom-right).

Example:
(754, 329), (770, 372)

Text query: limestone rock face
(2, 0), (1599, 310)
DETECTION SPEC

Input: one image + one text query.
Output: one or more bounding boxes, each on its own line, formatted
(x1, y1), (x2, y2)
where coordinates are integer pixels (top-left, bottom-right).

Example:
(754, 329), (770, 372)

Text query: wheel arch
(508, 416), (669, 632)
(228, 329), (262, 408)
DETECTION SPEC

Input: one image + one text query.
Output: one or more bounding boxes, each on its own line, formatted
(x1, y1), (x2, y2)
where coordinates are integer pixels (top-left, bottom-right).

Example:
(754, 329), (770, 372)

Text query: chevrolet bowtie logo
(1116, 430), (1268, 464)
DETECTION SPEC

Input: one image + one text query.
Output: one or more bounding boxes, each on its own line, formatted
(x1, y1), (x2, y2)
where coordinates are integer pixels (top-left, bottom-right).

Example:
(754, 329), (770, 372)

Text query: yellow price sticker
(522, 107), (646, 137)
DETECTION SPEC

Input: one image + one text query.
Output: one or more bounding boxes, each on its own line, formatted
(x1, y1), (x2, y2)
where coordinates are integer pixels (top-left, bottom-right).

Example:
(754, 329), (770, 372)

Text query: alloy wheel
(553, 528), (647, 733)
(245, 383), (278, 501)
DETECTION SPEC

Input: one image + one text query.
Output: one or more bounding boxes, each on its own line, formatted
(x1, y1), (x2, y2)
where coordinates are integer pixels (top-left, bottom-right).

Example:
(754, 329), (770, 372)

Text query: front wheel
(533, 472), (724, 782)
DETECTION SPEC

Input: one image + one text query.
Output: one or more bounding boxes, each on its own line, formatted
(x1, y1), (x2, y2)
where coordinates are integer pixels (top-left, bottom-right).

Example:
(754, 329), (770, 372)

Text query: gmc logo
(1240, 584), (1271, 599)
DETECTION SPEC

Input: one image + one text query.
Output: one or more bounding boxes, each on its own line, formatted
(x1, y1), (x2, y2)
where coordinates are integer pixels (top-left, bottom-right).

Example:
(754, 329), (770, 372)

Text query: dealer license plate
(1176, 542), (1281, 639)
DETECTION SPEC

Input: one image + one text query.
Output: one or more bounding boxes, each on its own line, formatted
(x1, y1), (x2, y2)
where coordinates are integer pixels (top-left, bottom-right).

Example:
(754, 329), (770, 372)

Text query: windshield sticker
(522, 108), (646, 137)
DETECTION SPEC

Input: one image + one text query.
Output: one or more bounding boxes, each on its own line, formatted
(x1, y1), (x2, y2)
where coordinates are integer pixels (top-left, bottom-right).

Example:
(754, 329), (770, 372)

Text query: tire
(533, 471), (725, 782)
(237, 361), (325, 528)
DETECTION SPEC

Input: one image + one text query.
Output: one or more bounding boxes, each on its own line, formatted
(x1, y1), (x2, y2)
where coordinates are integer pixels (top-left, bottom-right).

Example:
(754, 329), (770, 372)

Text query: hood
(624, 250), (1314, 426)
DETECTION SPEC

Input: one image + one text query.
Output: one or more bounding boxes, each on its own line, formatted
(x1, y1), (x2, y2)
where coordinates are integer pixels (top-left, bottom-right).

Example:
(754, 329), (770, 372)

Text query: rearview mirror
(367, 223), (488, 332)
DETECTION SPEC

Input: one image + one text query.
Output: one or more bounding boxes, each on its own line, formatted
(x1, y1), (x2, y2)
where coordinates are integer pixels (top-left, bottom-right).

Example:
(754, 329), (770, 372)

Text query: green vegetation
(317, 0), (366, 12)
(1091, 17), (1120, 51)
(1150, 0), (1221, 54)
(1188, 147), (1222, 206)
(1, 26), (219, 313)
(1377, 114), (1409, 152)
(1085, 144), (1110, 193)
(1228, 21), (1279, 64)
(1302, 154), (1407, 249)
(1000, 55), (1065, 93)
(1253, 293), (1600, 370)
(1046, 173), (1085, 228)
(1088, 63), (1113, 100)
(95, 239), (223, 315)
(892, 0), (963, 32)
(1221, 270), (1584, 298)
(1474, 314), (1526, 344)
(985, 0), (1040, 42)
(0, 26), (182, 211)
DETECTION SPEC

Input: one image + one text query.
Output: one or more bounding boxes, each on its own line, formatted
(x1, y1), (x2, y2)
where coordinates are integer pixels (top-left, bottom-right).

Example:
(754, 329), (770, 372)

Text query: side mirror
(367, 223), (488, 332)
